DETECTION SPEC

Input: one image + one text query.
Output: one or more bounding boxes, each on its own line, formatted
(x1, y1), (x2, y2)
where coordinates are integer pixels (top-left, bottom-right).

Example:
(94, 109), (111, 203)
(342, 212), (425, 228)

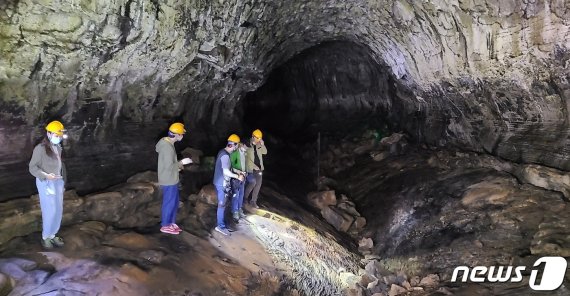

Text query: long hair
(39, 135), (57, 159)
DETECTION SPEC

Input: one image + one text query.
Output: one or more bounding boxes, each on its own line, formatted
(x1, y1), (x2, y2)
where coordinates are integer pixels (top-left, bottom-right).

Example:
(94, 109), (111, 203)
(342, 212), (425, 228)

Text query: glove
(181, 158), (192, 165)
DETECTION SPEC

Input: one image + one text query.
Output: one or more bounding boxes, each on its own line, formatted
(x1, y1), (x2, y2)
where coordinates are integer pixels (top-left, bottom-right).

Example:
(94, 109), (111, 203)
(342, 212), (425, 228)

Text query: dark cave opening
(240, 40), (396, 201)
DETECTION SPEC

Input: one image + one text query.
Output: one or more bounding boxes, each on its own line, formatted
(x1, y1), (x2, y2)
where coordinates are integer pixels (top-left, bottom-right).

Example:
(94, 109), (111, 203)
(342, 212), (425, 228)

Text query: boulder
(198, 184), (218, 205)
(321, 206), (354, 232)
(126, 171), (158, 184)
(365, 260), (377, 275)
(388, 284), (407, 296)
(360, 273), (377, 287)
(371, 151), (390, 162)
(350, 217), (367, 232)
(308, 190), (337, 210)
(518, 164), (570, 198)
(359, 237), (374, 250)
(337, 202), (361, 217)
(419, 274), (439, 288)
(461, 180), (515, 209)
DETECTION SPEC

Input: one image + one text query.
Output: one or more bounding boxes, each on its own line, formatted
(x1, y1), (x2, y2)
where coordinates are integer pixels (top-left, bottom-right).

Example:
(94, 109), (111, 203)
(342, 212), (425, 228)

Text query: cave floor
(0, 190), (361, 296)
(2, 144), (570, 295)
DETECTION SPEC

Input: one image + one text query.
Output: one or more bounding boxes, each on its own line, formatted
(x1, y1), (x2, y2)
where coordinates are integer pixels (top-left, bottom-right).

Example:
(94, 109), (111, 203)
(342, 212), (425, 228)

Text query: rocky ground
(2, 132), (570, 295)
(305, 131), (570, 295)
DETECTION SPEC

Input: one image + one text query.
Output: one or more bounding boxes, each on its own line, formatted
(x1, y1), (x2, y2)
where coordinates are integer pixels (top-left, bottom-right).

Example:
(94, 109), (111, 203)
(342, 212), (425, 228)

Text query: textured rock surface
(338, 146), (570, 292)
(1, 0), (570, 201)
(0, 179), (168, 247)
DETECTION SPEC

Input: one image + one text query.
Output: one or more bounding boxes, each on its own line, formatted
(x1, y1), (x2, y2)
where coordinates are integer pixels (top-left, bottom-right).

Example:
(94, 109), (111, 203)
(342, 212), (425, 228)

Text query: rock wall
(1, 0), (570, 200)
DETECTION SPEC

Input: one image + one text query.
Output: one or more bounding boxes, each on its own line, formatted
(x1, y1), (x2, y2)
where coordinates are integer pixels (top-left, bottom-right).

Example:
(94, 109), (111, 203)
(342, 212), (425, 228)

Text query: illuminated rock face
(1, 0), (570, 203)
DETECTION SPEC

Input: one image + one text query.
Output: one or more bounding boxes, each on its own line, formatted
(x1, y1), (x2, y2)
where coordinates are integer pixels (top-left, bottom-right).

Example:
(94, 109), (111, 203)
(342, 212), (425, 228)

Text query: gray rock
(365, 260), (377, 276)
(126, 171), (158, 184)
(388, 284), (407, 296)
(337, 202), (361, 217)
(308, 191), (337, 210)
(198, 185), (218, 205)
(419, 274), (439, 288)
(321, 206), (354, 232)
(517, 164), (570, 198)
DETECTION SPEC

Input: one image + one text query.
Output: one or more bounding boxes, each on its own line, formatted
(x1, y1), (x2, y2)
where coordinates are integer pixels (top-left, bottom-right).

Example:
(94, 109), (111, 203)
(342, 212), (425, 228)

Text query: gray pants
(245, 170), (263, 204)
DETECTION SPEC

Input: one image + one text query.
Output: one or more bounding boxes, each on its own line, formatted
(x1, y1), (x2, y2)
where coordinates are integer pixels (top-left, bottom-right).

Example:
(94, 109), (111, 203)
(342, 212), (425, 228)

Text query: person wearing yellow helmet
(245, 129), (267, 209)
(155, 122), (192, 235)
(212, 134), (245, 236)
(229, 138), (248, 222)
(29, 120), (68, 249)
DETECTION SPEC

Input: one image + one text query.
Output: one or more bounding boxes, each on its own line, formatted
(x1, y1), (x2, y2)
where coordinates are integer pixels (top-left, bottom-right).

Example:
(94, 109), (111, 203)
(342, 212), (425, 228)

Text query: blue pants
(230, 178), (245, 213)
(161, 184), (179, 227)
(36, 178), (65, 240)
(215, 185), (227, 228)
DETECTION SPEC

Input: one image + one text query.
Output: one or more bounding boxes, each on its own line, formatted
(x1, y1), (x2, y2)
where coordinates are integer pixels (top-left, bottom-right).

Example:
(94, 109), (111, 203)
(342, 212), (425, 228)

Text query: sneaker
(41, 238), (54, 249)
(232, 212), (240, 223)
(227, 225), (238, 232)
(214, 226), (230, 236)
(160, 225), (180, 235)
(171, 224), (182, 232)
(51, 236), (64, 247)
(250, 201), (259, 209)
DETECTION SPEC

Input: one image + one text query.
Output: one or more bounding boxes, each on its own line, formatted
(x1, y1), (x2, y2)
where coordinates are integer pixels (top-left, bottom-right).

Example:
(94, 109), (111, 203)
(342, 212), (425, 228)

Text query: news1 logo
(451, 256), (568, 291)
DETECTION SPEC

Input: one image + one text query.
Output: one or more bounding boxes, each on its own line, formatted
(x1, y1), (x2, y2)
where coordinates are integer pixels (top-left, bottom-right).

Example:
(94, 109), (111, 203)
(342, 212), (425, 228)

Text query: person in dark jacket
(213, 134), (244, 236)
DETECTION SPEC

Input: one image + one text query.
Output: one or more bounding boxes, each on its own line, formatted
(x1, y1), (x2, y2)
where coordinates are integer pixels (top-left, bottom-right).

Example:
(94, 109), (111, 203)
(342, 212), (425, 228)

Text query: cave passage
(241, 41), (395, 200)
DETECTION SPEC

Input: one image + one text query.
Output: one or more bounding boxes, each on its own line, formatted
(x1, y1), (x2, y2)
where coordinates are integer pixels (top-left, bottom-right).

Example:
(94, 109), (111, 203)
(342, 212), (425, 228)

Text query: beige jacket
(246, 141), (267, 173)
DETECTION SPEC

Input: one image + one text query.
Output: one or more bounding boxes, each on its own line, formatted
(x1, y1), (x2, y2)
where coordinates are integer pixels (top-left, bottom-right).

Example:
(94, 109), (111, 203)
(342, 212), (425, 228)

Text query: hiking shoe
(214, 226), (230, 236)
(171, 224), (182, 232)
(41, 238), (54, 249)
(232, 212), (240, 223)
(160, 225), (180, 235)
(51, 236), (64, 247)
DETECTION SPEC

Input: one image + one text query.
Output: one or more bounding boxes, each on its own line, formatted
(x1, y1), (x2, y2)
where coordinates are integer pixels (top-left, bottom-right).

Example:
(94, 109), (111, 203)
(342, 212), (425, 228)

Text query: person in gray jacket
(156, 122), (192, 235)
(244, 129), (267, 208)
(29, 120), (68, 249)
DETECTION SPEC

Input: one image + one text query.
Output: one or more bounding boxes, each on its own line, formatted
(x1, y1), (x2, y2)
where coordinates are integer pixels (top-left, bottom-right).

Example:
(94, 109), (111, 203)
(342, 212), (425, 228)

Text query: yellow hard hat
(169, 122), (186, 134)
(45, 120), (65, 136)
(252, 129), (262, 139)
(228, 134), (240, 143)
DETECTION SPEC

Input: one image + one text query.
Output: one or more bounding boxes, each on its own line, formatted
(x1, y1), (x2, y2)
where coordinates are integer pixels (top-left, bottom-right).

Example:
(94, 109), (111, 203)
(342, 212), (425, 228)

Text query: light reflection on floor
(244, 208), (360, 295)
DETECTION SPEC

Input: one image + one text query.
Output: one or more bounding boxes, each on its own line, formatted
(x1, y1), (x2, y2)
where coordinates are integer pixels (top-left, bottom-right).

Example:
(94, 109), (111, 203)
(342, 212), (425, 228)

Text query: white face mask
(49, 134), (62, 145)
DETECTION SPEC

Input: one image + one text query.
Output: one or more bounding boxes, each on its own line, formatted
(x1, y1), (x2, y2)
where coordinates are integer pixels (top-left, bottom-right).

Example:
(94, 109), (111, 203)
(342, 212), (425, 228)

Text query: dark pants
(245, 170), (263, 204)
